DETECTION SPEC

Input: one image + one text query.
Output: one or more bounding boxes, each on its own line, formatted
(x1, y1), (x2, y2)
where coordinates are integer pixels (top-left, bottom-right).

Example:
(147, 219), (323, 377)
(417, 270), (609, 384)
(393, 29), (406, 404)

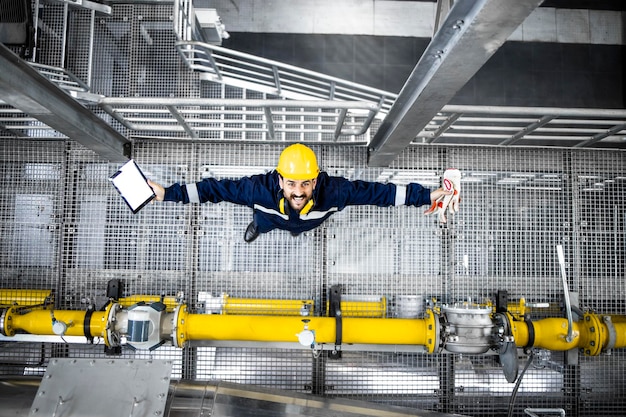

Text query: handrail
(418, 105), (626, 147)
(175, 41), (397, 114)
(29, 62), (90, 93)
(525, 408), (566, 417)
(99, 97), (380, 141)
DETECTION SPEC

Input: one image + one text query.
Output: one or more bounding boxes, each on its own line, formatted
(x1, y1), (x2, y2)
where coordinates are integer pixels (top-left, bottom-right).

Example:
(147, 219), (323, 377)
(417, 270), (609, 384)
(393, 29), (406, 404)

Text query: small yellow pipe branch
(223, 296), (314, 316)
(0, 289), (52, 307)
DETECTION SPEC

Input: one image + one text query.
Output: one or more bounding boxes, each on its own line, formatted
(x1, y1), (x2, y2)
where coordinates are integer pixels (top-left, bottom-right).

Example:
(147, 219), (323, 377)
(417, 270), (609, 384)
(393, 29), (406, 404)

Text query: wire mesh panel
(195, 347), (313, 391)
(324, 351), (441, 409)
(2, 2), (626, 414)
(0, 140), (65, 290)
(1, 140), (626, 416)
(579, 351), (626, 417)
(446, 147), (572, 301)
(572, 150), (626, 314)
(35, 2), (66, 67)
(65, 8), (94, 85)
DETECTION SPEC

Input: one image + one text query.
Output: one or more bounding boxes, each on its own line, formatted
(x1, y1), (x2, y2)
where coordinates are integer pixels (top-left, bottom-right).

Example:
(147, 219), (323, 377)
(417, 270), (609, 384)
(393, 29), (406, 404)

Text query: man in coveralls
(148, 144), (456, 242)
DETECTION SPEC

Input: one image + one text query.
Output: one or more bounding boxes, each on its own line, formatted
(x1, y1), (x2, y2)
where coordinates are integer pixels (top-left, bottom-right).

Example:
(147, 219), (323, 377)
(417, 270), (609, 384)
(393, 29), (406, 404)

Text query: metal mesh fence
(1, 2), (626, 416)
(0, 139), (624, 417)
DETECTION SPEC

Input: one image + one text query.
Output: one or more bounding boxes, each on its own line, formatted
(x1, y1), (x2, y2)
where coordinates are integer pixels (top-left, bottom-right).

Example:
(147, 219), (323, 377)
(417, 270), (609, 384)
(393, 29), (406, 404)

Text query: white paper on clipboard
(109, 159), (155, 213)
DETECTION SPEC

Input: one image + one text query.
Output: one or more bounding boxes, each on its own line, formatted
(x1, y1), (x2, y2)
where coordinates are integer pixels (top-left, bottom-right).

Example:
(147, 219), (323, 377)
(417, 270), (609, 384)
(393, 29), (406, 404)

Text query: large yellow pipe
(177, 307), (438, 352)
(509, 313), (626, 354)
(186, 315), (427, 344)
(510, 316), (581, 351)
(5, 307), (108, 338)
(607, 316), (626, 349)
(5, 304), (437, 352)
(5, 303), (626, 357)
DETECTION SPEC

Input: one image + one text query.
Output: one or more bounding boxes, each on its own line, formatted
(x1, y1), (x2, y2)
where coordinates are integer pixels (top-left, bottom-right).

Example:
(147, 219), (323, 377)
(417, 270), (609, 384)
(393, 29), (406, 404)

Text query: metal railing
(173, 0), (394, 112)
(417, 105), (626, 147)
(175, 41), (397, 114)
(29, 62), (90, 94)
(99, 97), (380, 142)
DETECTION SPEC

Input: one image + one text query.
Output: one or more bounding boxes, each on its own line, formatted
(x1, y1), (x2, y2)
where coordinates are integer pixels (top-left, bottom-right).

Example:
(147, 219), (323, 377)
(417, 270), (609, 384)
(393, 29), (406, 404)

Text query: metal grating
(1, 2), (626, 416)
(99, 97), (378, 142)
(1, 140), (625, 417)
(418, 106), (626, 149)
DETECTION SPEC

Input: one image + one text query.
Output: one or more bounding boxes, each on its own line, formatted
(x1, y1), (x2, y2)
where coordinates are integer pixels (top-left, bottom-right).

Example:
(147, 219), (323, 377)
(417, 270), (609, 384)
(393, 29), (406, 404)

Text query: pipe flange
(0, 307), (12, 336)
(424, 308), (440, 353)
(582, 313), (602, 356)
(172, 304), (189, 348)
(103, 303), (121, 348)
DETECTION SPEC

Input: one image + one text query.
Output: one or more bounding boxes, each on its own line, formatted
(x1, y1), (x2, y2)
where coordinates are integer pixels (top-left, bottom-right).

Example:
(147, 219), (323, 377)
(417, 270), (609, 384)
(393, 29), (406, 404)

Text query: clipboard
(109, 159), (156, 214)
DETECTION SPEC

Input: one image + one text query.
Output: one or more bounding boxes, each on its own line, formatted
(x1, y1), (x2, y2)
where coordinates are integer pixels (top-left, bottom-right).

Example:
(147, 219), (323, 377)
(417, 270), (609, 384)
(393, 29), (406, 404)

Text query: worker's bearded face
(279, 176), (317, 213)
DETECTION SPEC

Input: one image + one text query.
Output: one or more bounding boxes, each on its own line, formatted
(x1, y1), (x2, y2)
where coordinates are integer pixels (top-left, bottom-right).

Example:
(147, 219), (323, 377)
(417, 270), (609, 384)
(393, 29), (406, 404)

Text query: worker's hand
(424, 188), (451, 217)
(429, 187), (452, 203)
(147, 180), (165, 201)
(424, 169), (461, 223)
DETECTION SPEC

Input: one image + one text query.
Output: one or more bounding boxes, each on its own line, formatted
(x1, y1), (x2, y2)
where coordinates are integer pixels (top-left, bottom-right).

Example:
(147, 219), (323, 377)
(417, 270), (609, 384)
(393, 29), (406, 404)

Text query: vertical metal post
(33, 0), (40, 61)
(311, 353), (327, 396)
(56, 142), (74, 312)
(438, 355), (455, 414)
(182, 142), (201, 380)
(563, 362), (581, 417)
(61, 2), (68, 66)
(87, 9), (95, 88)
(312, 201), (331, 396)
(437, 147), (456, 413)
(181, 346), (198, 380)
(563, 151), (580, 416)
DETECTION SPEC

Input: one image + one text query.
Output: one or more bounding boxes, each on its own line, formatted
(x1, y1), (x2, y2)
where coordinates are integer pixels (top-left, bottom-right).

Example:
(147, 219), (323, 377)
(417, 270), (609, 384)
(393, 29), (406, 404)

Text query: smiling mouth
(290, 195), (306, 205)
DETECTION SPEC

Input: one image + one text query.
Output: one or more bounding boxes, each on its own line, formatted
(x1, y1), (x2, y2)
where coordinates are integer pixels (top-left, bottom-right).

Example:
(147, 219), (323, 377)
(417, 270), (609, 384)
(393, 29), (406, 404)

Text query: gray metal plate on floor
(30, 358), (172, 417)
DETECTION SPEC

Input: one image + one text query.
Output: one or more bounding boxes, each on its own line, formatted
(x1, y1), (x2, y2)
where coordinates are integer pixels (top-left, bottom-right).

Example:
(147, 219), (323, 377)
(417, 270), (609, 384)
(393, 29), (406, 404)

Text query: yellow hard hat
(276, 144), (319, 180)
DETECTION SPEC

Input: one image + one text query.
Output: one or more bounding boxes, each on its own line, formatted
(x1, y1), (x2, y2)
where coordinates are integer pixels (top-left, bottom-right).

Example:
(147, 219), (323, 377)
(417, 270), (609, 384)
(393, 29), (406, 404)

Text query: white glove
(425, 168), (461, 223)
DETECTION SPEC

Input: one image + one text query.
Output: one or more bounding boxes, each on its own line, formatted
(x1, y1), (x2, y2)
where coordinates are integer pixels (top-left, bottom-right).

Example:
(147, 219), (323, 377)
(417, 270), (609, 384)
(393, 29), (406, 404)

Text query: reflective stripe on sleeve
(186, 183), (200, 203)
(253, 204), (289, 220)
(395, 185), (407, 206)
(300, 207), (339, 220)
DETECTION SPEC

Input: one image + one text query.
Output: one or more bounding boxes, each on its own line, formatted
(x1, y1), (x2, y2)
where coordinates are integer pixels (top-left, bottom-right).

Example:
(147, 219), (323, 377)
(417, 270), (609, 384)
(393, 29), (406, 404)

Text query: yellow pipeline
(508, 312), (626, 355)
(4, 307), (108, 338)
(176, 306), (438, 352)
(325, 298), (387, 318)
(511, 316), (581, 351)
(6, 302), (626, 357)
(223, 297), (384, 317)
(223, 296), (314, 316)
(0, 289), (52, 307)
(604, 315), (626, 350)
